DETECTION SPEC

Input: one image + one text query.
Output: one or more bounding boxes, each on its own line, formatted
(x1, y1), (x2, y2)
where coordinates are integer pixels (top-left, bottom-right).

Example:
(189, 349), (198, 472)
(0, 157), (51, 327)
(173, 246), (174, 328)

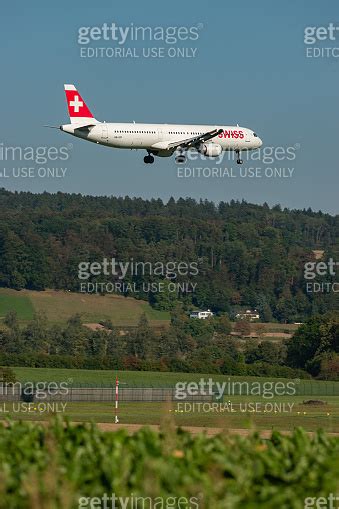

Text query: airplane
(47, 84), (263, 164)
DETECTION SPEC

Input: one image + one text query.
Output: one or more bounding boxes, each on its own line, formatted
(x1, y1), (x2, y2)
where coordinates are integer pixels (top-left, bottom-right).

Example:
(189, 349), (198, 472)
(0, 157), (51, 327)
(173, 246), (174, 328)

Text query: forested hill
(0, 188), (338, 322)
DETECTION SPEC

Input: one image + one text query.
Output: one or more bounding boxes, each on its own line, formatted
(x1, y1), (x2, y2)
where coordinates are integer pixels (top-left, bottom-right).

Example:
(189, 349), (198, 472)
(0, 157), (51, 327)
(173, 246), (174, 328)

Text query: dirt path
(97, 423), (223, 436)
(2, 420), (338, 437)
(96, 423), (339, 437)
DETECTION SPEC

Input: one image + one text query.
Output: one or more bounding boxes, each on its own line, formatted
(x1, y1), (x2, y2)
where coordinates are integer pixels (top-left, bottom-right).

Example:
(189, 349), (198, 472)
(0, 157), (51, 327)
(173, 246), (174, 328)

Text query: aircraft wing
(166, 128), (223, 150)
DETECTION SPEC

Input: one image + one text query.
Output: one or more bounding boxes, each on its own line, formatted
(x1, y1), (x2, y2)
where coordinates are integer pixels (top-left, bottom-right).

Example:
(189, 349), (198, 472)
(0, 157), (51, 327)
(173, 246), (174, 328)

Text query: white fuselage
(60, 122), (262, 157)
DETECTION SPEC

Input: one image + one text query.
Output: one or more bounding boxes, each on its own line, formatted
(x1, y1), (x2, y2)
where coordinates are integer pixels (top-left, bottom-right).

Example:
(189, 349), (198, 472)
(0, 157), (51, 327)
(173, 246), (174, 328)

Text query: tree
(128, 313), (156, 359)
(150, 280), (180, 311)
(62, 314), (87, 356)
(286, 313), (339, 375)
(319, 353), (339, 380)
(4, 310), (19, 331)
(23, 312), (49, 353)
(275, 294), (296, 323)
(0, 188), (337, 324)
(286, 317), (324, 370)
(215, 314), (232, 335)
(244, 341), (286, 365)
(0, 367), (16, 384)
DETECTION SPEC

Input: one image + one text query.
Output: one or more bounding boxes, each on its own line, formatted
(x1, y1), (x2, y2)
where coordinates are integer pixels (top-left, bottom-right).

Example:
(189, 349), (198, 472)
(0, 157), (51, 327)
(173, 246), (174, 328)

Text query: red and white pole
(115, 375), (119, 424)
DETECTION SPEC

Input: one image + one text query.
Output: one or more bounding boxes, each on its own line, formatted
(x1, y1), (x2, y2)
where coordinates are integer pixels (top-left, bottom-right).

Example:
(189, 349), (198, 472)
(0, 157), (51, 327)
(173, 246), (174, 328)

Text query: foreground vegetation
(0, 419), (338, 508)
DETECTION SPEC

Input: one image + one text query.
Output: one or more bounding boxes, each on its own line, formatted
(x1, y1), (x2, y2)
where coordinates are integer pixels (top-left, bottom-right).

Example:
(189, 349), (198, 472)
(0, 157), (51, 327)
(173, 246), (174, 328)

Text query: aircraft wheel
(175, 156), (186, 164)
(144, 154), (155, 164)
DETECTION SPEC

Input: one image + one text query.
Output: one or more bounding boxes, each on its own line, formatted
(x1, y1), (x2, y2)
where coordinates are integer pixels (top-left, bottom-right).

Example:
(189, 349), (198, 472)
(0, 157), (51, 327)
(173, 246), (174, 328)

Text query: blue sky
(1, 0), (338, 214)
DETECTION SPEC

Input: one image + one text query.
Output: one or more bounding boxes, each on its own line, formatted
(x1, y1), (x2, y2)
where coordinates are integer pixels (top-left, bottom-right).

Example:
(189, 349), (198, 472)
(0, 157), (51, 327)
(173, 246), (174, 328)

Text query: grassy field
(2, 367), (338, 432)
(11, 366), (310, 386)
(259, 323), (299, 332)
(0, 291), (35, 321)
(0, 288), (300, 336)
(1, 399), (338, 432)
(11, 365), (339, 402)
(0, 288), (169, 325)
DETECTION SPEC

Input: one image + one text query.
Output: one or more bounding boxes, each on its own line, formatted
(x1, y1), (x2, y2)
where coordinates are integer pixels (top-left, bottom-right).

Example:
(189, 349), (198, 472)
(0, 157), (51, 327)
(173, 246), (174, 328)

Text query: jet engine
(199, 143), (222, 157)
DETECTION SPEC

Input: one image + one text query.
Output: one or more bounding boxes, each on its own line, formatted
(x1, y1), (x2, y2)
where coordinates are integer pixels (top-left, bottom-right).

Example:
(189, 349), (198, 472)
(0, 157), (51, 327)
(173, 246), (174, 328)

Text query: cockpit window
(253, 133), (258, 137)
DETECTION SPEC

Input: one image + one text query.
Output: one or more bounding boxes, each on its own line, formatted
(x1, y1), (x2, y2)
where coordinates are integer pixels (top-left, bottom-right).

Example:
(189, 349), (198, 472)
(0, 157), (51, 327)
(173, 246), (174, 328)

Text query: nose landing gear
(236, 150), (243, 165)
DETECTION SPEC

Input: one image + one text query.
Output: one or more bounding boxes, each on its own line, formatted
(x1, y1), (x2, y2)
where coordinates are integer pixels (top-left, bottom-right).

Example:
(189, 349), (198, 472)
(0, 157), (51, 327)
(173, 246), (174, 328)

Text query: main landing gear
(175, 154), (186, 164)
(236, 150), (243, 165)
(144, 151), (155, 164)
(175, 148), (187, 164)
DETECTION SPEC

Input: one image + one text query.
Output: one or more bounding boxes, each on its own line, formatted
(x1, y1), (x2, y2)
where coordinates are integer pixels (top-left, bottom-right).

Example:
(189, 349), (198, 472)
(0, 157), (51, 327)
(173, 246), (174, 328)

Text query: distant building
(190, 309), (214, 320)
(235, 309), (260, 322)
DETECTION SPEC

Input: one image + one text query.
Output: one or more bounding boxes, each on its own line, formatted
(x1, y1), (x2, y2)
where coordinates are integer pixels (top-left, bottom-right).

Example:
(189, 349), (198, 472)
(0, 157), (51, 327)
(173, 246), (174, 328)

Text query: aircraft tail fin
(64, 84), (99, 125)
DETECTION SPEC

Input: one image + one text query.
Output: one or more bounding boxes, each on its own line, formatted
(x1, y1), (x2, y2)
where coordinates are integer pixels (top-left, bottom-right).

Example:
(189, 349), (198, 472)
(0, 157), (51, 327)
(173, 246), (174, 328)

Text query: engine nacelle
(199, 143), (222, 157)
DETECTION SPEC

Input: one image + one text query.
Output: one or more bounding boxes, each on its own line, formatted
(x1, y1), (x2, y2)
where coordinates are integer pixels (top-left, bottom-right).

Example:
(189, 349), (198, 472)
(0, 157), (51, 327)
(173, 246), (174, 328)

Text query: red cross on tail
(64, 84), (97, 125)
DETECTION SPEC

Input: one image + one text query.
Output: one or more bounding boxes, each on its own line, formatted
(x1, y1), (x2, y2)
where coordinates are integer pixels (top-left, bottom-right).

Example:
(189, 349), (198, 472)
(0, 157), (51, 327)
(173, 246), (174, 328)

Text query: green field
(1, 399), (338, 433)
(13, 366), (310, 386)
(11, 366), (338, 393)
(0, 292), (35, 321)
(0, 288), (300, 337)
(5, 367), (339, 432)
(0, 288), (169, 325)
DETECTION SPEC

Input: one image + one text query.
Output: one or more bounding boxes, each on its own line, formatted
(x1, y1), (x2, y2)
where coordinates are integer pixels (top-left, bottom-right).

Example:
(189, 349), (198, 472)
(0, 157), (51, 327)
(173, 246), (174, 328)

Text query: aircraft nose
(257, 137), (263, 148)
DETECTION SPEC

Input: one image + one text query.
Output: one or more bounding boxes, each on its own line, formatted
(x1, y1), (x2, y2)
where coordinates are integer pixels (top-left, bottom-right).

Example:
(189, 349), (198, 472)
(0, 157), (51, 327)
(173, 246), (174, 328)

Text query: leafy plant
(0, 419), (338, 508)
